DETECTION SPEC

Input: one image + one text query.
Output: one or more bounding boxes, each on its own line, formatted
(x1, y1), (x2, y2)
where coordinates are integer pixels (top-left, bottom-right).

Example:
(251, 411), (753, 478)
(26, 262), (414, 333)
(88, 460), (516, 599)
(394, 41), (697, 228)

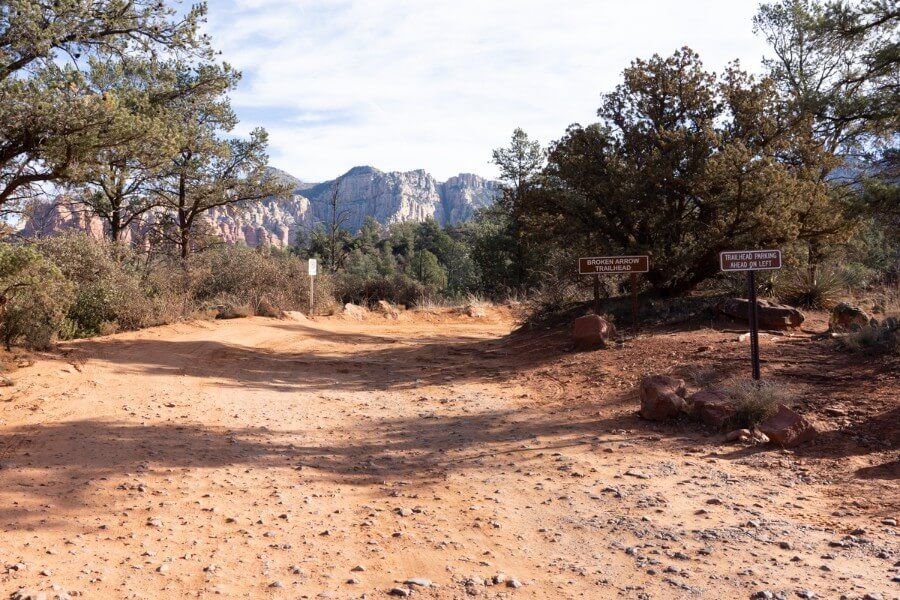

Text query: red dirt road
(0, 310), (897, 599)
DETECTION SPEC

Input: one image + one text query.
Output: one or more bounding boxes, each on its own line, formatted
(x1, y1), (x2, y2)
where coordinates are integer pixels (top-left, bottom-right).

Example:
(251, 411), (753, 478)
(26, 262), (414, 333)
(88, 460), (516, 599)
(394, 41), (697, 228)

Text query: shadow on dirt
(61, 320), (570, 393)
(0, 396), (642, 529)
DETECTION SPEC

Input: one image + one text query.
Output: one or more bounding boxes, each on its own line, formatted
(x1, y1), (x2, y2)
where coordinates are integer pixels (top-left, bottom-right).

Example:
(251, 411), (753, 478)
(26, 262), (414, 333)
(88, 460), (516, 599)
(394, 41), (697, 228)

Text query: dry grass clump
(689, 366), (721, 389)
(718, 379), (792, 429)
(838, 317), (900, 356)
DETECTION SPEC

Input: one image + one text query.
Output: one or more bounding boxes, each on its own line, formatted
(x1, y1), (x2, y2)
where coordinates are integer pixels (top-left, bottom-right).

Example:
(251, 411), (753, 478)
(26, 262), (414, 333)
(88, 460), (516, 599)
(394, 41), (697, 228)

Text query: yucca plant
(777, 270), (844, 309)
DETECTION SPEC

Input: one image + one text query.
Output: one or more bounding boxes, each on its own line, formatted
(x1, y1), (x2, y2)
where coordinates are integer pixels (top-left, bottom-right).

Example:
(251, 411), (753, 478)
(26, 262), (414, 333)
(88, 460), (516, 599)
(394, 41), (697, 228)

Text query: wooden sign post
(719, 250), (782, 380)
(308, 258), (317, 316)
(579, 255), (650, 331)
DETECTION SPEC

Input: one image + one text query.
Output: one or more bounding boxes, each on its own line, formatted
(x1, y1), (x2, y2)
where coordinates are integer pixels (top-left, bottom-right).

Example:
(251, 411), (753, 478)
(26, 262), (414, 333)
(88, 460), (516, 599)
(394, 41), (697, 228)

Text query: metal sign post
(719, 250), (783, 380)
(308, 258), (317, 316)
(579, 255), (650, 331)
(630, 273), (639, 332)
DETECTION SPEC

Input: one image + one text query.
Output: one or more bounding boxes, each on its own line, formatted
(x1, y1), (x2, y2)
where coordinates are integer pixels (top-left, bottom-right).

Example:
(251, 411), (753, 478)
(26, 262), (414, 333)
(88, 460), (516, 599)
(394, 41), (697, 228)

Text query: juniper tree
(527, 48), (839, 296)
(754, 0), (899, 273)
(0, 0), (210, 212)
(151, 64), (291, 259)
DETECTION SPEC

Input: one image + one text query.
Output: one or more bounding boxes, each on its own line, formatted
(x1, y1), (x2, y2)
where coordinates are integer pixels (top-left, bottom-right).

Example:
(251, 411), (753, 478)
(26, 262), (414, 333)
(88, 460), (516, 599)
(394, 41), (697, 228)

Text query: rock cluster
(719, 298), (805, 329)
(829, 302), (872, 331)
(638, 374), (816, 448)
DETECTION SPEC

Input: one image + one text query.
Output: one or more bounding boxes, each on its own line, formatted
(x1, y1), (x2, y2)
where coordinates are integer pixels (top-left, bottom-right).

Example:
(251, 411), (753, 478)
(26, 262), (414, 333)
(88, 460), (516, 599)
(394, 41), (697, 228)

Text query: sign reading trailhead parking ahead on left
(579, 255), (650, 275)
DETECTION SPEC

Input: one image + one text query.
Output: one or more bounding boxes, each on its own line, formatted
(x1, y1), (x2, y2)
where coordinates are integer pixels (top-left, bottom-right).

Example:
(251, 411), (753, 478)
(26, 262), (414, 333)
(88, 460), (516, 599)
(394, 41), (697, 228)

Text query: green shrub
(35, 234), (178, 336)
(838, 317), (900, 356)
(0, 243), (74, 349)
(405, 250), (448, 291)
(336, 273), (426, 308)
(777, 270), (844, 309)
(719, 379), (791, 429)
(191, 245), (335, 316)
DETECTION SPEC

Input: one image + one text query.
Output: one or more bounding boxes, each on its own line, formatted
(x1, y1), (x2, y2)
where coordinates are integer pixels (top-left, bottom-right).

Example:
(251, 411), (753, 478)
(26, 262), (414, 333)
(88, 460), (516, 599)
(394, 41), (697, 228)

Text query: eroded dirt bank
(0, 310), (896, 599)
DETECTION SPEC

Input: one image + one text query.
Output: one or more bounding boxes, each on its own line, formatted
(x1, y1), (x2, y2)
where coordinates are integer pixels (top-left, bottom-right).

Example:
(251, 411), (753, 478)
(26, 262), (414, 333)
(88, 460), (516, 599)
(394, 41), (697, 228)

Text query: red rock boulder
(758, 405), (816, 448)
(829, 302), (871, 331)
(640, 375), (687, 421)
(690, 390), (736, 431)
(719, 298), (805, 330)
(571, 315), (615, 351)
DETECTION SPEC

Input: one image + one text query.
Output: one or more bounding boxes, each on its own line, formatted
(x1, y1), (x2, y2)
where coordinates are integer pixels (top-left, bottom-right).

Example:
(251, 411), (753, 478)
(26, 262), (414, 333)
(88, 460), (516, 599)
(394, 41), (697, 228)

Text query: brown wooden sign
(719, 248), (782, 381)
(720, 250), (782, 272)
(579, 255), (650, 275)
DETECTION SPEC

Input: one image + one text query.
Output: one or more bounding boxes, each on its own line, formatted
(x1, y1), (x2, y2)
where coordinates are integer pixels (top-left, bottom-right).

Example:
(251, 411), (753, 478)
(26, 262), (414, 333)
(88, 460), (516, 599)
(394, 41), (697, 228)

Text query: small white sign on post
(308, 259), (317, 315)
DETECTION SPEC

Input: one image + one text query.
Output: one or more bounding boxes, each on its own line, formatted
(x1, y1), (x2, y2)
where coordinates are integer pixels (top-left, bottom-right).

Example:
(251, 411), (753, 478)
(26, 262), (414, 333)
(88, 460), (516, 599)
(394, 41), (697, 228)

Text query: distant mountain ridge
(21, 166), (501, 248)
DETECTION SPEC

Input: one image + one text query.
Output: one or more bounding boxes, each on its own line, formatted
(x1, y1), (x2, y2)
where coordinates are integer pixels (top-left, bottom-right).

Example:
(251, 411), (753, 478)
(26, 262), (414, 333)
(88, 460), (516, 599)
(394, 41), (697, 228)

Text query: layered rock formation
(20, 166), (500, 247)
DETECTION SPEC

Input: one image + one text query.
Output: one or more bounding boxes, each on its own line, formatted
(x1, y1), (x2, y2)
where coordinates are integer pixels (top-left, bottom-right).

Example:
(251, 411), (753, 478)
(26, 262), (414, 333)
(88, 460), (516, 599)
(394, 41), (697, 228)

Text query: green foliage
(336, 273), (426, 308)
(294, 216), (505, 302)
(36, 233), (171, 335)
(523, 48), (844, 296)
(0, 0), (210, 208)
(0, 234), (346, 349)
(754, 0), (899, 151)
(838, 317), (900, 356)
(489, 129), (546, 293)
(151, 64), (291, 259)
(0, 243), (74, 349)
(406, 250), (448, 291)
(777, 270), (844, 309)
(460, 206), (520, 297)
(191, 244), (334, 316)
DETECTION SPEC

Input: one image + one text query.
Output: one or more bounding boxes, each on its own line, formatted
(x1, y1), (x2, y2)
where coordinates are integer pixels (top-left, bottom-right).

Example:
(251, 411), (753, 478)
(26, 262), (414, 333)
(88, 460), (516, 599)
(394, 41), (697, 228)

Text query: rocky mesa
(21, 166), (500, 248)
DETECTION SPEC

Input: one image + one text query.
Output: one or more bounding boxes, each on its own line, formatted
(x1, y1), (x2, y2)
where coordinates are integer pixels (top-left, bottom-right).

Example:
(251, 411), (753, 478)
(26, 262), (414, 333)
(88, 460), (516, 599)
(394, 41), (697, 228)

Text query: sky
(204, 0), (772, 182)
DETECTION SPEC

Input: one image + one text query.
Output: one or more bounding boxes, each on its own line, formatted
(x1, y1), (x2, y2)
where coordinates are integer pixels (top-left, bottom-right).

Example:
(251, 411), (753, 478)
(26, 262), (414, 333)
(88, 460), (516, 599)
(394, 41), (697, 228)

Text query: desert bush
(0, 243), (74, 349)
(336, 273), (426, 308)
(191, 245), (335, 316)
(36, 233), (171, 335)
(838, 317), (900, 356)
(776, 270), (844, 309)
(526, 272), (581, 318)
(713, 271), (778, 298)
(718, 379), (791, 429)
(0, 235), (346, 348)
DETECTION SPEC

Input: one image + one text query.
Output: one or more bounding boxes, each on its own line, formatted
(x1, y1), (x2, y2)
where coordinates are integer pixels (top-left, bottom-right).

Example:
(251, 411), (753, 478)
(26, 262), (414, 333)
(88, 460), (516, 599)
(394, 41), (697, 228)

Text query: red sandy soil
(0, 308), (896, 599)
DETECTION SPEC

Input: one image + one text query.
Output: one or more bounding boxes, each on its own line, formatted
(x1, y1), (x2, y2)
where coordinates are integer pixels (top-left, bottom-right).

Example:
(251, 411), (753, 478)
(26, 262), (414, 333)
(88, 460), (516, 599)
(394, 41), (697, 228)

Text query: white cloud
(206, 0), (770, 182)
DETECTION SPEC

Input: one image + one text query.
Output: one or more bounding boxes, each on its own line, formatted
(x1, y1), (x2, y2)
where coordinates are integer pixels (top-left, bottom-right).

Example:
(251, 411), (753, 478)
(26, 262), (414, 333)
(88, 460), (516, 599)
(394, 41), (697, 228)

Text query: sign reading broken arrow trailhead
(579, 255), (650, 332)
(579, 255), (650, 275)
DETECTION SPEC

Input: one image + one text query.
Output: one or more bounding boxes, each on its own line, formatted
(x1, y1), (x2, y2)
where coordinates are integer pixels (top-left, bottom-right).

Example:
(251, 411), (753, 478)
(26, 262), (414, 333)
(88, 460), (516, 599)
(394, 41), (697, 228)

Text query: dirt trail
(0, 311), (896, 599)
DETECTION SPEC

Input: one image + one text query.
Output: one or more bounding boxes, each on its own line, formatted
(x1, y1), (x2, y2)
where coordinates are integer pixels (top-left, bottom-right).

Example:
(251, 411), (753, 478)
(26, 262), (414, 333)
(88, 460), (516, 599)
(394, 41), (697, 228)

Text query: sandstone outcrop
(20, 166), (500, 248)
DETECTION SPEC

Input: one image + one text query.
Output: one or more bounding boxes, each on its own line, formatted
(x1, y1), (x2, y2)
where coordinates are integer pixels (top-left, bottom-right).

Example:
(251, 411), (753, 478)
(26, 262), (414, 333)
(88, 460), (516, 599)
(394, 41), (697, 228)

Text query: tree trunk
(807, 240), (820, 281)
(180, 225), (190, 260)
(178, 172), (190, 260)
(110, 206), (122, 243)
